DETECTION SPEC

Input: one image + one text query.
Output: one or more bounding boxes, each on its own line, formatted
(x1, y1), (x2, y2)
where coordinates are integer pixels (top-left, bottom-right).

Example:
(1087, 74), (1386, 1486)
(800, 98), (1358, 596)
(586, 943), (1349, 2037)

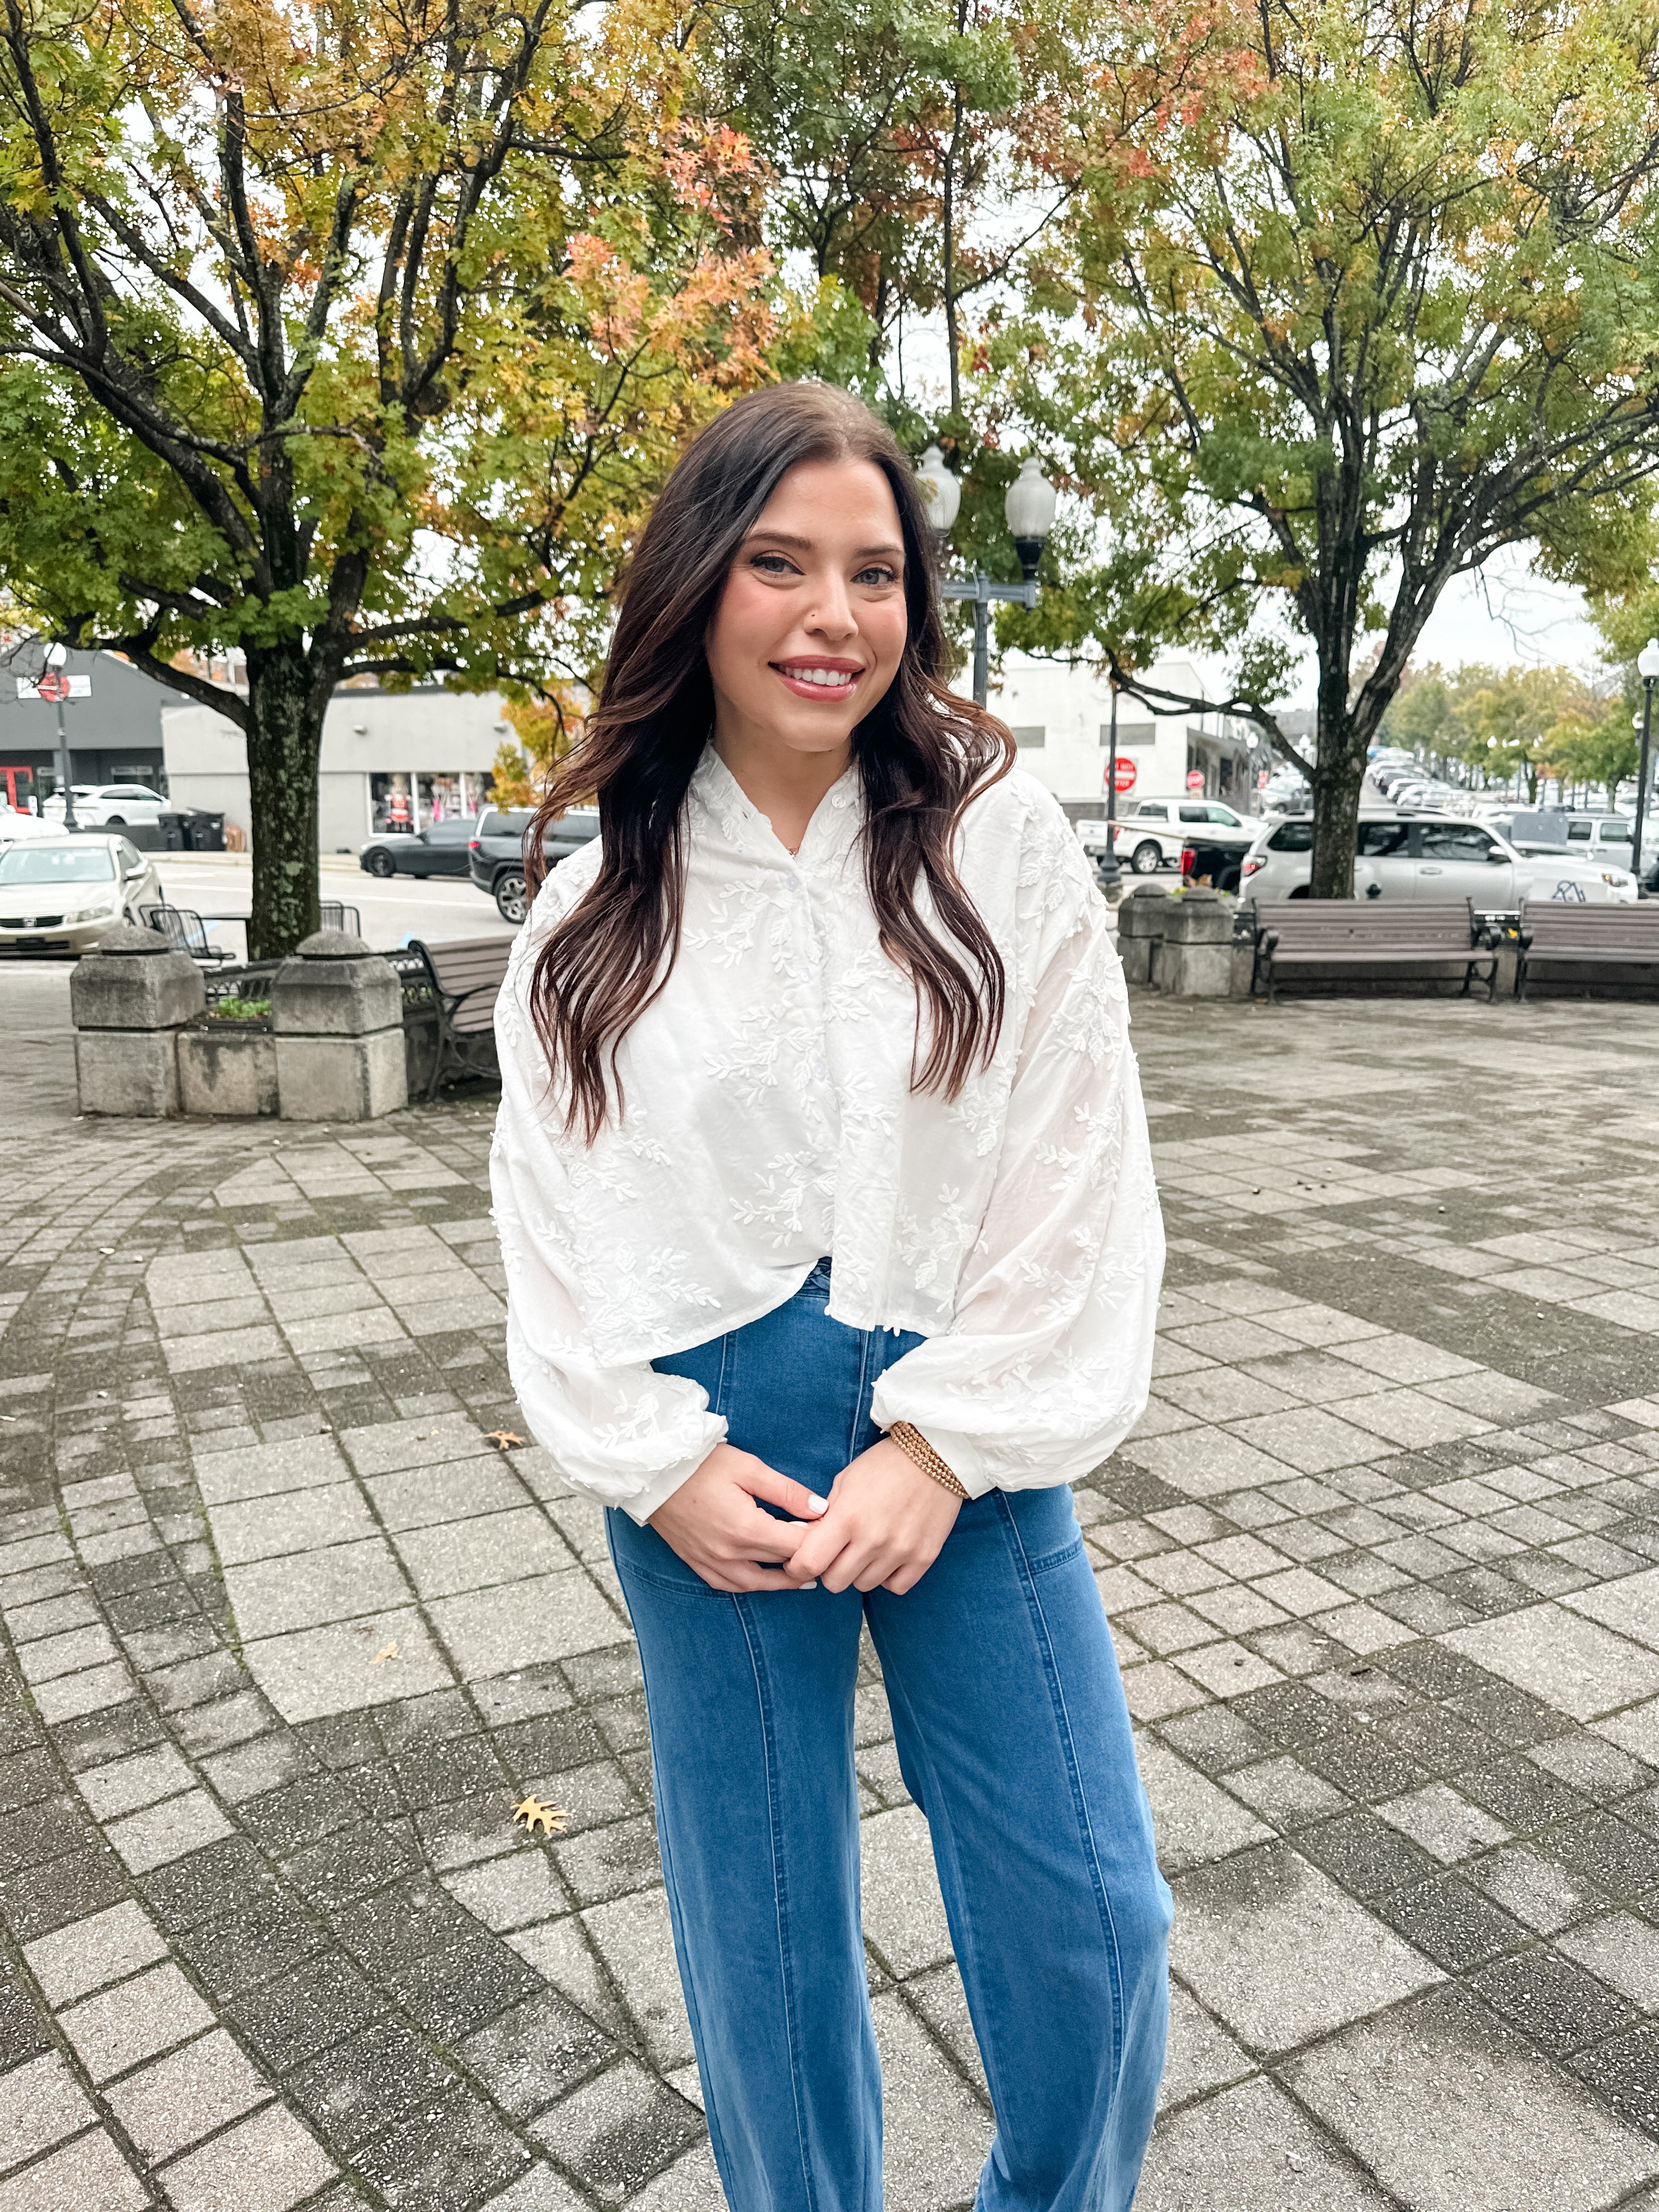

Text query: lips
(772, 660), (862, 701)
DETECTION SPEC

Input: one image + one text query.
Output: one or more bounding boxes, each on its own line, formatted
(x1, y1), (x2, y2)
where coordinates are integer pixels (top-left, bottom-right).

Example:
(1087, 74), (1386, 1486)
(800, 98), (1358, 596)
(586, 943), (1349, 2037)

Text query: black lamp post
(1635, 637), (1659, 882)
(916, 448), (1056, 707)
(1099, 676), (1125, 893)
(43, 645), (78, 831)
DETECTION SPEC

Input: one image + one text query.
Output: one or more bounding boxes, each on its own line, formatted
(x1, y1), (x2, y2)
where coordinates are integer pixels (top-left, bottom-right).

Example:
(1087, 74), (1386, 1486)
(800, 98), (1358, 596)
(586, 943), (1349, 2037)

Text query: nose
(805, 574), (857, 641)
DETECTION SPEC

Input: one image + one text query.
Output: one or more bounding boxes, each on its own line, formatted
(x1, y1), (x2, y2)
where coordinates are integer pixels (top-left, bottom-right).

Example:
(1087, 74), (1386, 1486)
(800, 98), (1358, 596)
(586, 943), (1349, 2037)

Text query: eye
(749, 552), (798, 577)
(854, 564), (900, 587)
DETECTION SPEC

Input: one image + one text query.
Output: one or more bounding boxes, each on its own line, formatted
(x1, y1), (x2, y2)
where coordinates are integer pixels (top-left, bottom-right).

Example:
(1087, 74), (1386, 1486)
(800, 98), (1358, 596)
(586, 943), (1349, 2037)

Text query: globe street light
(918, 446), (1054, 707)
(1637, 636), (1659, 880)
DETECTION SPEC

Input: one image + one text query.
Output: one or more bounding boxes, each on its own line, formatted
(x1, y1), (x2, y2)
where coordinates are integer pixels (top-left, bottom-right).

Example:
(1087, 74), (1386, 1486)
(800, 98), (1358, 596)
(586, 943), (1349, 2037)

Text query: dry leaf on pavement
(512, 1795), (567, 1837)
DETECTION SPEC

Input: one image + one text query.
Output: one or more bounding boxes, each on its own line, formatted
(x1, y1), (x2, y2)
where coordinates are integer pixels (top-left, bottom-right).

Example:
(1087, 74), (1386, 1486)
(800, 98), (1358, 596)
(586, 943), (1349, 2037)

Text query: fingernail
(806, 1493), (829, 1515)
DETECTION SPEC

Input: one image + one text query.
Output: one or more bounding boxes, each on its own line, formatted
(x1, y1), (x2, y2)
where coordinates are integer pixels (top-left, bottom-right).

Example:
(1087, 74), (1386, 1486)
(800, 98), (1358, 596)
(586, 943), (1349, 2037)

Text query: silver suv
(1239, 813), (1638, 906)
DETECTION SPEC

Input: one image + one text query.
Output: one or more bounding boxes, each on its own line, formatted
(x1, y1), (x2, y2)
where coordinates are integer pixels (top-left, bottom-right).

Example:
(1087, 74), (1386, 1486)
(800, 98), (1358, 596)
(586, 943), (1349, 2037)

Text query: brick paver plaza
(5, 981), (1659, 2209)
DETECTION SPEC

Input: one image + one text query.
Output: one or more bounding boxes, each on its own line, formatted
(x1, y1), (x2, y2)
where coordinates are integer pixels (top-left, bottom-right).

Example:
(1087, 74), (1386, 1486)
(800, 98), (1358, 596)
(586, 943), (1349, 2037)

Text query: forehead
(749, 458), (902, 540)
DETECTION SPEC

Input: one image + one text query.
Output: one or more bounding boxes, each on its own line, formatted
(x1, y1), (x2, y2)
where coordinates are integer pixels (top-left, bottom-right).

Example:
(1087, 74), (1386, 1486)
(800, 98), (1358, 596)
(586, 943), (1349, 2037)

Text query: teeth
(784, 666), (853, 686)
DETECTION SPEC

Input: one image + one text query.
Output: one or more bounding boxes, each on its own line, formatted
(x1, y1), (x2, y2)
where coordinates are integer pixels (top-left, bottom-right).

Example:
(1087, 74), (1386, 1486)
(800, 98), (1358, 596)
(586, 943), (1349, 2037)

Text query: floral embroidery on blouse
(489, 745), (1164, 1523)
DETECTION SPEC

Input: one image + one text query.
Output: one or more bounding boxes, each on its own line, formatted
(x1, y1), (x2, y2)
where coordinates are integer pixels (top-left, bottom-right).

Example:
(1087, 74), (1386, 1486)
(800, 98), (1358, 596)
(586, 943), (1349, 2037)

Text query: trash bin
(184, 810), (226, 853)
(156, 810), (189, 851)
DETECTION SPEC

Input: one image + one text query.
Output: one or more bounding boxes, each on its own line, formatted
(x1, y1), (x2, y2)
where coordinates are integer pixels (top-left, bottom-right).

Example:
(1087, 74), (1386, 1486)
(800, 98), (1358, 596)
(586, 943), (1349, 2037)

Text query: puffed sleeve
(489, 928), (726, 1526)
(868, 846), (1164, 1496)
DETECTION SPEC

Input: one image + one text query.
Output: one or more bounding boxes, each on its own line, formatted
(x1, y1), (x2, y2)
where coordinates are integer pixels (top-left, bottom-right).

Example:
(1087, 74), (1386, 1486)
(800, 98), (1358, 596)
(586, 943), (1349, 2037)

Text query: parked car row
(1238, 812), (1639, 906)
(358, 804), (601, 923)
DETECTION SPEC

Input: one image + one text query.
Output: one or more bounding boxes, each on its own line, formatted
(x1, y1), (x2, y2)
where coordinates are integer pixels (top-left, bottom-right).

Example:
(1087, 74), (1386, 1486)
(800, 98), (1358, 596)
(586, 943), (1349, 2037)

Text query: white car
(0, 807), (59, 843)
(0, 836), (162, 954)
(1081, 798), (1261, 875)
(42, 783), (167, 827)
(1239, 812), (1638, 906)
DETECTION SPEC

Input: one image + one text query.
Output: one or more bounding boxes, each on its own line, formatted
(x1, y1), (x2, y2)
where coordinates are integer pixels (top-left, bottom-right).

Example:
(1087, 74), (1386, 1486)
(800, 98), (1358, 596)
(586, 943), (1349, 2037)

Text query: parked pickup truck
(467, 804), (600, 923)
(1077, 798), (1261, 877)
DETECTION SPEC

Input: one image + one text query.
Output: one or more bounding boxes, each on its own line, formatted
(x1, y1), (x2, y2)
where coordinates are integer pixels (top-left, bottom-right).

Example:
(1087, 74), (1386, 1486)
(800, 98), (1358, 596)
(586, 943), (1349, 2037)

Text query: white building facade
(162, 683), (511, 852)
(985, 653), (1262, 818)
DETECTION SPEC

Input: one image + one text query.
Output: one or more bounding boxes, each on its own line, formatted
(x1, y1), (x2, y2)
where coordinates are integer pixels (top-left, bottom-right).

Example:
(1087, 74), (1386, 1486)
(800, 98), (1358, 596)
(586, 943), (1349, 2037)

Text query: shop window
(371, 774), (415, 833)
(418, 773), (469, 826)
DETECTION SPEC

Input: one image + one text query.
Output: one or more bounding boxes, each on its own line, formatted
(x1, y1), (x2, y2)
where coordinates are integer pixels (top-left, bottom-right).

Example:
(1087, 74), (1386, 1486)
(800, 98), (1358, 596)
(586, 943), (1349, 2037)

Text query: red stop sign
(1186, 768), (1204, 791)
(36, 670), (70, 702)
(1113, 757), (1137, 795)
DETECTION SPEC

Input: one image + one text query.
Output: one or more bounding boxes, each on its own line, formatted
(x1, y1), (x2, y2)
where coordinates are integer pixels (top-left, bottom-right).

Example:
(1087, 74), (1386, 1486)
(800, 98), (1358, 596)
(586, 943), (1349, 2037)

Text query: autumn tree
(988, 0), (1659, 895)
(0, 0), (780, 954)
(489, 687), (588, 809)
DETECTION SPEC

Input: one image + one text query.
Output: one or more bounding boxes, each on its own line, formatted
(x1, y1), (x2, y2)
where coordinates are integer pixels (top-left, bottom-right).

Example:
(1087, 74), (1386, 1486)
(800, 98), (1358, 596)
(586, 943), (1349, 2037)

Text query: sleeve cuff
(617, 1423), (728, 1527)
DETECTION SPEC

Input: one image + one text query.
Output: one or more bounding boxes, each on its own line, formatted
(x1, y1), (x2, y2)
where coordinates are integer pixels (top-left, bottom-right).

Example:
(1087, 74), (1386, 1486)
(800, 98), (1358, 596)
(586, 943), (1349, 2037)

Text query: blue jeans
(608, 1262), (1170, 2212)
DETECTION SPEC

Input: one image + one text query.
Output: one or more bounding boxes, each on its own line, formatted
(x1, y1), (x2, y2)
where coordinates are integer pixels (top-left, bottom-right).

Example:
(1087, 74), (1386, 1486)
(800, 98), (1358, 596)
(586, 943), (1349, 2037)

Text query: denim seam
(869, 1616), (1012, 2141)
(731, 1592), (822, 2212)
(994, 1493), (1128, 2071)
(614, 1561), (738, 1599)
(603, 1516), (742, 2197)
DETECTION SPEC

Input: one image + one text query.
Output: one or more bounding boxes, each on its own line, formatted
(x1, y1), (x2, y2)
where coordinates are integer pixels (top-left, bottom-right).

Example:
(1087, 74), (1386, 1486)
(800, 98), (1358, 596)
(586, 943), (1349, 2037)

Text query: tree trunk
(1307, 683), (1368, 899)
(245, 643), (324, 961)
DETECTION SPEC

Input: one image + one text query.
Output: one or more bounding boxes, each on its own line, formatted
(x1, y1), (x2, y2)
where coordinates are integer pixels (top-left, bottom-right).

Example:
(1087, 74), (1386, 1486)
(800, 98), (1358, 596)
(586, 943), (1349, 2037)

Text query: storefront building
(985, 653), (1261, 817)
(0, 648), (174, 806)
(161, 682), (511, 850)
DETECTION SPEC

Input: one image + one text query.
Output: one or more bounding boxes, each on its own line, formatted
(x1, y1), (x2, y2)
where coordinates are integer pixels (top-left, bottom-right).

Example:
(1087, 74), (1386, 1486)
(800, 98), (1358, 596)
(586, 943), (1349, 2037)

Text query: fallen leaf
(370, 1641), (399, 1665)
(99, 1247), (115, 1255)
(512, 1794), (567, 1838)
(487, 1430), (526, 1451)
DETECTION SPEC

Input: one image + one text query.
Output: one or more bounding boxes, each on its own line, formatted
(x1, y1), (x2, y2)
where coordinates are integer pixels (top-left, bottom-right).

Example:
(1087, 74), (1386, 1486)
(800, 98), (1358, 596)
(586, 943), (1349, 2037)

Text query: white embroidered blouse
(490, 746), (1164, 1523)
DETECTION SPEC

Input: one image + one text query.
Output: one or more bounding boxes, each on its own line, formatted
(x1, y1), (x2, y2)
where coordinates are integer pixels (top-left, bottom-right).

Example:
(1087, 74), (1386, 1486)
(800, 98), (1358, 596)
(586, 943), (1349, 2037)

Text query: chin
(771, 716), (860, 756)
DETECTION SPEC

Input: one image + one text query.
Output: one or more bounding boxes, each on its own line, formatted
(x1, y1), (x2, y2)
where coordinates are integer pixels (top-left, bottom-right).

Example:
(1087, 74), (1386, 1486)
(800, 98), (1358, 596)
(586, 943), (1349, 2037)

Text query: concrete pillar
(1158, 888), (1238, 997)
(1116, 887), (1171, 988)
(271, 929), (408, 1121)
(70, 924), (205, 1117)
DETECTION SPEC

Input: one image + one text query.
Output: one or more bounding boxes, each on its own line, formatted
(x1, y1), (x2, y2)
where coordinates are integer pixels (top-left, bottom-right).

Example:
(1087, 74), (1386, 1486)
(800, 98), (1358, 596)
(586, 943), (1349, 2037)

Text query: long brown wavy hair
(526, 381), (1015, 1139)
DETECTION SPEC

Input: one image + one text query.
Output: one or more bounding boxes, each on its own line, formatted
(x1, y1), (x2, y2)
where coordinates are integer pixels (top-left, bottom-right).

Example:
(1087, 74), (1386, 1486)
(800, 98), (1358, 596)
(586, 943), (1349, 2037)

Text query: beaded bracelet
(887, 1420), (969, 1500)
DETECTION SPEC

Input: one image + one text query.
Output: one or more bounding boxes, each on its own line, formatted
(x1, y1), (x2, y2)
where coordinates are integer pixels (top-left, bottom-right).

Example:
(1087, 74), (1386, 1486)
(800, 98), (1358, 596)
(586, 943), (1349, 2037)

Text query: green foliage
(1379, 662), (1615, 806)
(0, 0), (783, 951)
(973, 0), (1659, 891)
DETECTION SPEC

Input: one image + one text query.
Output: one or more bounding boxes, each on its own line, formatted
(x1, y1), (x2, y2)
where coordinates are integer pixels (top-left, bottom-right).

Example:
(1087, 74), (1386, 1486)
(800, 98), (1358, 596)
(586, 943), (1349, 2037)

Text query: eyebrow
(742, 529), (905, 559)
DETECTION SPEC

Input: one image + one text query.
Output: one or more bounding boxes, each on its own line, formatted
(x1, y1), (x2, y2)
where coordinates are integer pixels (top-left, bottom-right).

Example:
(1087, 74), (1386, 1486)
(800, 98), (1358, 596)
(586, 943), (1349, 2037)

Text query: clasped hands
(648, 1435), (961, 1596)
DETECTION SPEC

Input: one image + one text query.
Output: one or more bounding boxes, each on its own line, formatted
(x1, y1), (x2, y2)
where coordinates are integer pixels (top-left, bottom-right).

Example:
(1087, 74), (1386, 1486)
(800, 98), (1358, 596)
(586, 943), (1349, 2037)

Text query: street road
(155, 856), (511, 956)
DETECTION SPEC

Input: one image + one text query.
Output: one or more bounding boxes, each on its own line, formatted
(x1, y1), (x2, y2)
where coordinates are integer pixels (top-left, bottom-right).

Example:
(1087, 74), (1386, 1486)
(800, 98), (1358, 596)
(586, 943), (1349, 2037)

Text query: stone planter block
(1158, 939), (1237, 997)
(71, 927), (206, 1031)
(275, 1030), (407, 1121)
(178, 1028), (279, 1118)
(1163, 888), (1235, 945)
(270, 929), (408, 1121)
(270, 932), (402, 1037)
(75, 1030), (180, 1117)
(1116, 890), (1171, 988)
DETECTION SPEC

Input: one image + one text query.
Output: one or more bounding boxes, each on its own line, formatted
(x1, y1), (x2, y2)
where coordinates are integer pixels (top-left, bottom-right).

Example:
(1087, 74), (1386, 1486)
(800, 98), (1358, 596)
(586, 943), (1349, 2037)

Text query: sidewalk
(3, 988), (1659, 2207)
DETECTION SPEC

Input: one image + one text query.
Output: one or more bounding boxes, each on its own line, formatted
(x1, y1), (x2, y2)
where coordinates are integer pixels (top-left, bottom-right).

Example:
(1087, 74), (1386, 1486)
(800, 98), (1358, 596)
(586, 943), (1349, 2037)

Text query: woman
(492, 382), (1170, 2212)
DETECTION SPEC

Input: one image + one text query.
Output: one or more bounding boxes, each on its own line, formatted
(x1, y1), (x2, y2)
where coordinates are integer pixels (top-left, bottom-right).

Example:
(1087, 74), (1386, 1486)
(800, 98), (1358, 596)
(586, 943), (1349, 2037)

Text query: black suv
(468, 805), (600, 924)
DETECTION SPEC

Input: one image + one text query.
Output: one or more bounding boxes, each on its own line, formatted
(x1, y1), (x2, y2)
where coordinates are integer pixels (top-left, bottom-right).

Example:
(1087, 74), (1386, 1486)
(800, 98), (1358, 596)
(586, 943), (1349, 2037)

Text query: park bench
(1251, 899), (1498, 1004)
(399, 934), (515, 1097)
(1516, 900), (1659, 998)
